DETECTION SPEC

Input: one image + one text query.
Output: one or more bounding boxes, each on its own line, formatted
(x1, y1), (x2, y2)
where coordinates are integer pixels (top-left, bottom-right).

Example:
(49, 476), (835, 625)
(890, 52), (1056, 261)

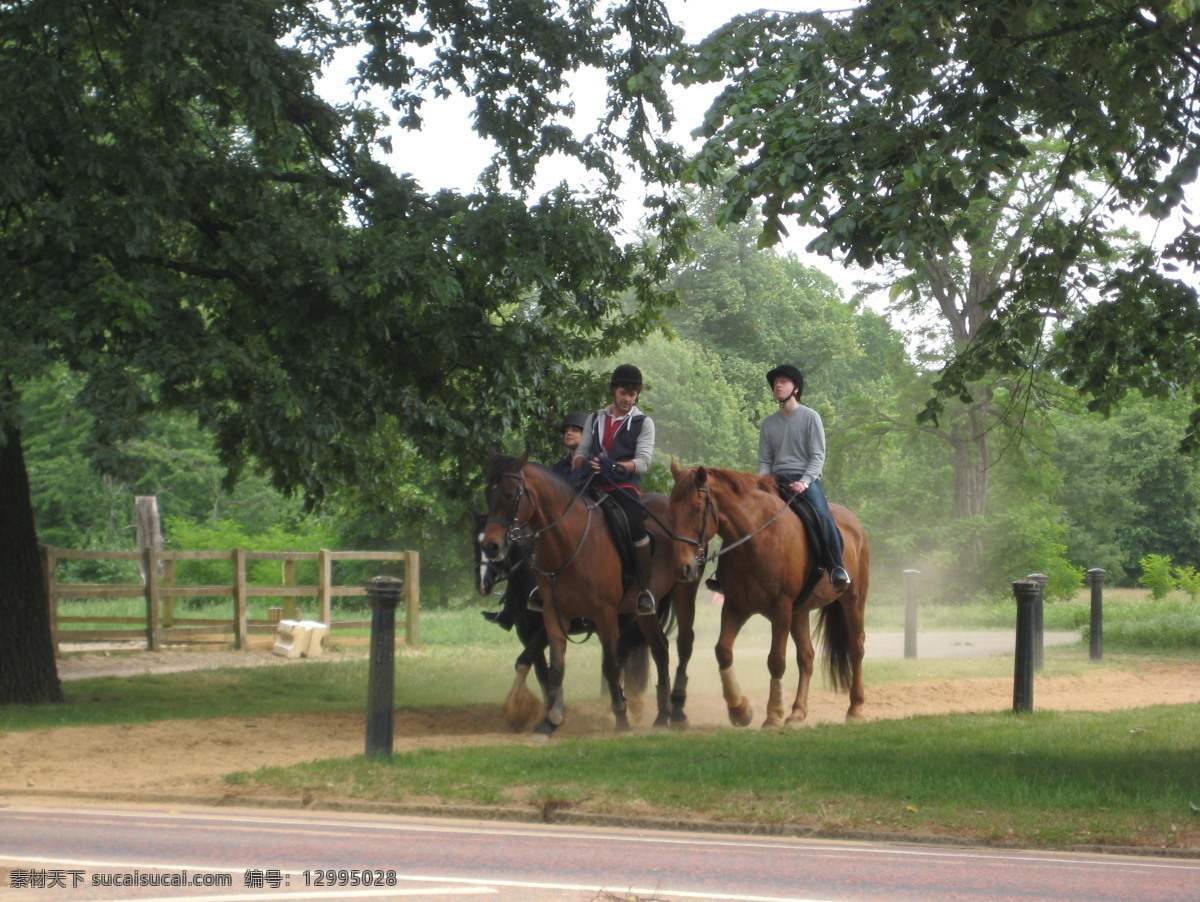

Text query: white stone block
(272, 619), (312, 658)
(299, 621), (328, 657)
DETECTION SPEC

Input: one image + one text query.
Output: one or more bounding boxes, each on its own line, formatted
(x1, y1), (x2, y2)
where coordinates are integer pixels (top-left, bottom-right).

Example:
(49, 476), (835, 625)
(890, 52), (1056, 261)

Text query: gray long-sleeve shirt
(757, 404), (826, 485)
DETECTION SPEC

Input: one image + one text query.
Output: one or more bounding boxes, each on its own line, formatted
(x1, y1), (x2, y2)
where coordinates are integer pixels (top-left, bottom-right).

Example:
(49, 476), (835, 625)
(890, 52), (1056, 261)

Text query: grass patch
(231, 704), (1200, 850)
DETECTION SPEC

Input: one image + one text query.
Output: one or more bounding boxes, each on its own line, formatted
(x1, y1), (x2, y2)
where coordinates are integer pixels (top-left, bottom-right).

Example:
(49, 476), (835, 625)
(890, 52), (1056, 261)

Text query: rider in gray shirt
(758, 364), (850, 592)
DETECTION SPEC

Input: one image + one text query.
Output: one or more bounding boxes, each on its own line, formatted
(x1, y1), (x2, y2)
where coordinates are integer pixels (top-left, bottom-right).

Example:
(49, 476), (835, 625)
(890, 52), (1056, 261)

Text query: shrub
(1137, 553), (1177, 600)
(1173, 564), (1200, 601)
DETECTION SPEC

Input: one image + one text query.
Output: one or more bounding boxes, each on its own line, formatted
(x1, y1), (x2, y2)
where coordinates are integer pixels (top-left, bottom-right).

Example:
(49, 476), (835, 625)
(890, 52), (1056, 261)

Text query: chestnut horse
(480, 453), (698, 739)
(669, 460), (869, 726)
(472, 514), (652, 731)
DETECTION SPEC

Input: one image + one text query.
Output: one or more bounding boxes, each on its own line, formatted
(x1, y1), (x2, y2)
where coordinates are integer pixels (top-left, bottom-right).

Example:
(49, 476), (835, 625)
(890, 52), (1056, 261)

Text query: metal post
(1026, 573), (1047, 671)
(1012, 580), (1039, 713)
(365, 575), (404, 759)
(1087, 568), (1106, 662)
(902, 569), (920, 659)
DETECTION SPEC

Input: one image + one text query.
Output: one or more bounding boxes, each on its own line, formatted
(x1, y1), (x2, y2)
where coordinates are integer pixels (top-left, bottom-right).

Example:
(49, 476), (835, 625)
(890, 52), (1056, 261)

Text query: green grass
(10, 596), (1200, 851)
(229, 705), (1200, 850)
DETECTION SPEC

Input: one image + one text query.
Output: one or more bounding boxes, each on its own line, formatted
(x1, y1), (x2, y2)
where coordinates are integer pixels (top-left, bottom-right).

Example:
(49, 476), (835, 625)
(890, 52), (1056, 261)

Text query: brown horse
(668, 460), (869, 726)
(480, 453), (698, 739)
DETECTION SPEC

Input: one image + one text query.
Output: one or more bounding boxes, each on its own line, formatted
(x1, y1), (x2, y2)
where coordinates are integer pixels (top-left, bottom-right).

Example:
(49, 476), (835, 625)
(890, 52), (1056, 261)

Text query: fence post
(1012, 579), (1039, 713)
(405, 550), (421, 649)
(318, 549), (332, 626)
(1026, 572), (1047, 671)
(1087, 568), (1106, 662)
(144, 547), (161, 651)
(365, 575), (405, 759)
(233, 548), (247, 650)
(902, 569), (920, 659)
(42, 546), (59, 652)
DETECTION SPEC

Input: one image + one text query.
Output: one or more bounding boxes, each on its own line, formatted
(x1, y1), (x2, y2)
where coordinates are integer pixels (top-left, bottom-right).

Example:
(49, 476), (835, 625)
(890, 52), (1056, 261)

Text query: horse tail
(624, 643), (650, 695)
(816, 602), (853, 693)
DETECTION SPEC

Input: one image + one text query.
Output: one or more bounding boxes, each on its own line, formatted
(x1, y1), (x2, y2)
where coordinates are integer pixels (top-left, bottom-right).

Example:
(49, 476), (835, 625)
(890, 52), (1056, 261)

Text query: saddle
(590, 490), (650, 592)
(778, 487), (829, 604)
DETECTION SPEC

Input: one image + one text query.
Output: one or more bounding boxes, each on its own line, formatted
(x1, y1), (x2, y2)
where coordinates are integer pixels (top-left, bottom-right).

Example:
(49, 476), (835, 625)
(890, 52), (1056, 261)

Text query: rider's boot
(633, 538), (655, 615)
(831, 562), (851, 592)
(481, 609), (514, 630)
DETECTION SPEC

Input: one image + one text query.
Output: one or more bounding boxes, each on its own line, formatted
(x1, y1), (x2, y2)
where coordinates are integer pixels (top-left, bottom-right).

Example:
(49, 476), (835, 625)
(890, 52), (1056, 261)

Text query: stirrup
(527, 589), (543, 613)
(705, 576), (721, 592)
(831, 567), (851, 592)
(636, 589), (655, 615)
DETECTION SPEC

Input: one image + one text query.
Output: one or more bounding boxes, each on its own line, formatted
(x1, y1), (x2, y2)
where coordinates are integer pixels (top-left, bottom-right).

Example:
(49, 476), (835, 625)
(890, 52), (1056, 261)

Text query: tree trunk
(950, 407), (990, 569)
(0, 422), (64, 705)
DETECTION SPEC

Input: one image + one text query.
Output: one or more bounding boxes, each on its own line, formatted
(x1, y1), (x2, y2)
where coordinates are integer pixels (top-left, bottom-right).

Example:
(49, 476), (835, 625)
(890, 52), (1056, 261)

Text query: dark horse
(480, 453), (699, 738)
(472, 514), (652, 731)
(669, 460), (870, 726)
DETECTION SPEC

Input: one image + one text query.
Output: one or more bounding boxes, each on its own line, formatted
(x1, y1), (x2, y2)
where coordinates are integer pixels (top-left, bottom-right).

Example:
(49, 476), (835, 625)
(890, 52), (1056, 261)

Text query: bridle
(485, 468), (598, 579)
(677, 475), (798, 568)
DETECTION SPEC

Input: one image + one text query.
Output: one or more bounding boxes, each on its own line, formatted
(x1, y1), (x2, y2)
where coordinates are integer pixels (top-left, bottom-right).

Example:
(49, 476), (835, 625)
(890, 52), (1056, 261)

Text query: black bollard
(1087, 568), (1107, 663)
(1026, 573), (1047, 671)
(1012, 580), (1039, 713)
(365, 575), (405, 759)
(902, 569), (920, 659)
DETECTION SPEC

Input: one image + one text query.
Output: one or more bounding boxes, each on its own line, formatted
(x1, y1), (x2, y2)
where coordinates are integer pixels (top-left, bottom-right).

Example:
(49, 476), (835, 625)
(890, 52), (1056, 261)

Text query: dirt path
(2, 640), (1198, 804)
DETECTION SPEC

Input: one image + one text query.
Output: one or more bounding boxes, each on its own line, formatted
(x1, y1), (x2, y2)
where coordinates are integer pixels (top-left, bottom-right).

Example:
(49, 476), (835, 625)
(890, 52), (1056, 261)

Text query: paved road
(3, 801), (1197, 902)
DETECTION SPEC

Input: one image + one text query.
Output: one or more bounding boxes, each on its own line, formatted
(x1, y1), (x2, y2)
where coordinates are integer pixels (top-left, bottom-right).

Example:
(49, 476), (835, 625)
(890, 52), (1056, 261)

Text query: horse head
(481, 452), (532, 562)
(668, 458), (718, 583)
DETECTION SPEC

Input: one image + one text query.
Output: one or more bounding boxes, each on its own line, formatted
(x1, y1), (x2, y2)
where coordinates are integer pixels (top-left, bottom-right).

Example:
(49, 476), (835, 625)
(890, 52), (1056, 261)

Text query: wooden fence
(43, 547), (419, 652)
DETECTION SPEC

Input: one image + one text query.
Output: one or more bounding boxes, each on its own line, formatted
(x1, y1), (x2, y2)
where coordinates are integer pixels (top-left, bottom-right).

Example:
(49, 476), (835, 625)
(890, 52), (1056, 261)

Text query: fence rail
(43, 546), (420, 652)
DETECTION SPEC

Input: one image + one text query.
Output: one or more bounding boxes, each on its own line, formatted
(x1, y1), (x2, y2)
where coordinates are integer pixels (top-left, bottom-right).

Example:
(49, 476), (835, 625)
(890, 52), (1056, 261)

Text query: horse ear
(515, 451), (529, 468)
(670, 456), (681, 477)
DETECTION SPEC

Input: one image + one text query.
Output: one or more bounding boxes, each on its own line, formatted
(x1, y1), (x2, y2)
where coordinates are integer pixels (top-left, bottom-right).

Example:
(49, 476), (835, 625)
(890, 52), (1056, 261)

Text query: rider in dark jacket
(572, 364), (658, 615)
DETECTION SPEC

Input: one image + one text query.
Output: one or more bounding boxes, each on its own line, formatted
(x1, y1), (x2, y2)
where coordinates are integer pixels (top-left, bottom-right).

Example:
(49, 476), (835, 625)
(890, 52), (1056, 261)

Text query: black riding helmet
(560, 411), (588, 432)
(766, 364), (804, 400)
(609, 363), (644, 391)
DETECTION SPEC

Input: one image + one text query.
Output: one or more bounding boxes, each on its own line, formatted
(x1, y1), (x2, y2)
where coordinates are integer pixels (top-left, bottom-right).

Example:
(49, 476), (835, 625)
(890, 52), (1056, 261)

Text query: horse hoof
(530, 732), (551, 745)
(728, 701), (754, 728)
(533, 720), (557, 741)
(846, 710), (866, 723)
(761, 717), (783, 729)
(652, 714), (671, 732)
(669, 713), (689, 731)
(785, 714), (808, 728)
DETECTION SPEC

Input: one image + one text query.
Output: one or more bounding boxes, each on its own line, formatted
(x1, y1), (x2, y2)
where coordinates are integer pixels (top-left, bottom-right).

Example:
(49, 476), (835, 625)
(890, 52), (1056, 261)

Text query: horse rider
(572, 363), (658, 615)
(484, 411), (590, 629)
(552, 411), (588, 482)
(757, 363), (851, 592)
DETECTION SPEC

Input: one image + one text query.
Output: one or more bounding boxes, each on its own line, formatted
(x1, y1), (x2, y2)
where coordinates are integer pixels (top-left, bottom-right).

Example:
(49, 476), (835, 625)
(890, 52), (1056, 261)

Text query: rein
(682, 479), (798, 567)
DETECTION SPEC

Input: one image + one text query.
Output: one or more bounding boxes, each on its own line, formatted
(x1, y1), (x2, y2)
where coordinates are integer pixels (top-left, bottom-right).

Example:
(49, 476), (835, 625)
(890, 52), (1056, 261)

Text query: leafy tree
(679, 1), (1200, 445)
(1, 0), (684, 704)
(1052, 394), (1200, 580)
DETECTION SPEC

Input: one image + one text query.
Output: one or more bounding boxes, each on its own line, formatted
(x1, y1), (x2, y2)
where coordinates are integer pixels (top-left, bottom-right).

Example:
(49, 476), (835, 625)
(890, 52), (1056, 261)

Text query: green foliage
(680, 1), (1200, 446)
(1174, 564), (1200, 601)
(1138, 553), (1178, 599)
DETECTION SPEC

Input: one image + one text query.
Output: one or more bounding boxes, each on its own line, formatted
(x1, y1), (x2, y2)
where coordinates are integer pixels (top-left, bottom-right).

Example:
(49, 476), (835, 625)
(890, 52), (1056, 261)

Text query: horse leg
(762, 601), (791, 729)
(670, 587), (695, 728)
(532, 616), (569, 742)
(843, 592), (867, 721)
(503, 621), (549, 731)
(601, 633), (632, 733)
(634, 604), (673, 732)
(715, 604), (753, 727)
(787, 607), (817, 725)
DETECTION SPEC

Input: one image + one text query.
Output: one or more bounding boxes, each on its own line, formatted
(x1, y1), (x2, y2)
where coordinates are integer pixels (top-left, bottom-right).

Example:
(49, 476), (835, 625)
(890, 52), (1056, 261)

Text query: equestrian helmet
(766, 364), (804, 399)
(560, 411), (588, 432)
(609, 363), (644, 390)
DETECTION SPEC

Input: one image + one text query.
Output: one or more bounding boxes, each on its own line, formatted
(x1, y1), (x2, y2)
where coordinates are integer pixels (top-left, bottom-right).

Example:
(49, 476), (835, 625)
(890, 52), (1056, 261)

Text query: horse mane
(704, 466), (778, 498)
(487, 453), (575, 503)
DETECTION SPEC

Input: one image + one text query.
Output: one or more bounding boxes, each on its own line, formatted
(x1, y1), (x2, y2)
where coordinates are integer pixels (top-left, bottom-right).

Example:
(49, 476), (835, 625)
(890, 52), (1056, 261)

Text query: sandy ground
(2, 635), (1199, 805)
